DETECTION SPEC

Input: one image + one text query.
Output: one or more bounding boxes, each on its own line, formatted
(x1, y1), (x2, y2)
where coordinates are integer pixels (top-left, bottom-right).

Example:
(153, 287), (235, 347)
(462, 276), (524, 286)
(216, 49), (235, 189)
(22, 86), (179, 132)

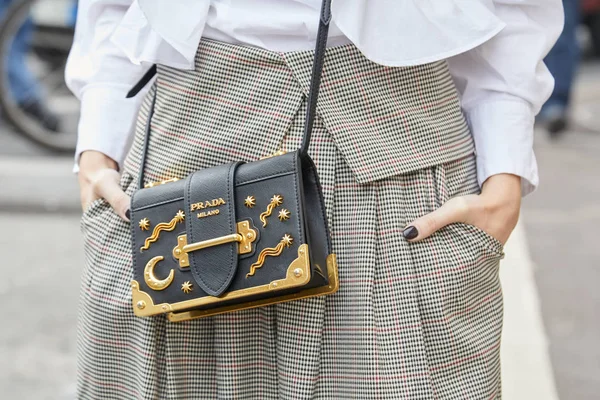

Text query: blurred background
(0, 0), (598, 399)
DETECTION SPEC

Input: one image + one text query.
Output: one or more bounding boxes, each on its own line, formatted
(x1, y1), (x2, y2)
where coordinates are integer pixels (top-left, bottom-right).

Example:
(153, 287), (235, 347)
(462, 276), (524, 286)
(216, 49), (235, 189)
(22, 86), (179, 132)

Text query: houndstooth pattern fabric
(78, 39), (505, 399)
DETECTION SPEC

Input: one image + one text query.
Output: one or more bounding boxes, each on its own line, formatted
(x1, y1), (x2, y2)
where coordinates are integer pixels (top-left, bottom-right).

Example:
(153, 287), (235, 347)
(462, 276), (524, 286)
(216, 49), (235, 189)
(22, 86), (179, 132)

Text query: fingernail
(403, 226), (419, 240)
(125, 209), (131, 220)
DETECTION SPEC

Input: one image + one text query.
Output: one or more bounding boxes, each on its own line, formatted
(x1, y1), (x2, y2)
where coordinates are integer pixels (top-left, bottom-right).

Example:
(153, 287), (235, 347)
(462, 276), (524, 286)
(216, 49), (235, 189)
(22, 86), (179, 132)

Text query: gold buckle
(172, 220), (257, 268)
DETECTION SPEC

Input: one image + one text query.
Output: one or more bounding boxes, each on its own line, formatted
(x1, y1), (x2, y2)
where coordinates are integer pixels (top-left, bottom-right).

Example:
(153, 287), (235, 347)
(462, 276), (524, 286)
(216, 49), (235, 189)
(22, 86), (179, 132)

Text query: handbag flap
(184, 161), (243, 296)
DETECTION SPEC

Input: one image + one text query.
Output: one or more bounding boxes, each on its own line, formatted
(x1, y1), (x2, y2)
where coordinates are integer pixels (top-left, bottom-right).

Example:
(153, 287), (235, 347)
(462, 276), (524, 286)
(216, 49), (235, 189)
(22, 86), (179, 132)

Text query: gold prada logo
(190, 198), (226, 212)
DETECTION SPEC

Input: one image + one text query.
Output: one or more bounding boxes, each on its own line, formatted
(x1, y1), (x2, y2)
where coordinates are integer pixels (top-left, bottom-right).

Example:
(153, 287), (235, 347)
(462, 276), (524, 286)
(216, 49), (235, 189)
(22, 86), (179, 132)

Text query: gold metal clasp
(144, 177), (179, 188)
(173, 220), (257, 268)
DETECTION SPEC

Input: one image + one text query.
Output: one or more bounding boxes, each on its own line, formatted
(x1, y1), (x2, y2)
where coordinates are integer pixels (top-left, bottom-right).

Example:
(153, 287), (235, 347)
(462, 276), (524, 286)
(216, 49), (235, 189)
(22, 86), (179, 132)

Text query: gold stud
(181, 281), (193, 294)
(244, 195), (256, 208)
(175, 210), (185, 222)
(282, 234), (294, 247)
(259, 195), (284, 227)
(136, 301), (146, 310)
(293, 268), (303, 278)
(139, 218), (150, 231)
(271, 195), (283, 206)
(278, 209), (290, 221)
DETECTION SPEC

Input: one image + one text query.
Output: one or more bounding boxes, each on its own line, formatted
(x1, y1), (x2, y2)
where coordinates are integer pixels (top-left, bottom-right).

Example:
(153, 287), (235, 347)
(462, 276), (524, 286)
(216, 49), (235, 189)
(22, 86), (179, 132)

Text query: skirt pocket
(80, 198), (109, 227)
(402, 153), (504, 394)
(437, 154), (505, 259)
(80, 171), (136, 228)
(450, 222), (505, 260)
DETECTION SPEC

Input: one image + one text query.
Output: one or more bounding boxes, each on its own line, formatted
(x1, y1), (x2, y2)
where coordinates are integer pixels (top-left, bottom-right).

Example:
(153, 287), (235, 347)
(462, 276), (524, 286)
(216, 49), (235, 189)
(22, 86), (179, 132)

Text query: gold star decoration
(139, 218), (150, 231)
(278, 209), (290, 221)
(181, 281), (193, 294)
(244, 195), (256, 208)
(282, 234), (294, 247)
(271, 194), (283, 206)
(175, 210), (185, 223)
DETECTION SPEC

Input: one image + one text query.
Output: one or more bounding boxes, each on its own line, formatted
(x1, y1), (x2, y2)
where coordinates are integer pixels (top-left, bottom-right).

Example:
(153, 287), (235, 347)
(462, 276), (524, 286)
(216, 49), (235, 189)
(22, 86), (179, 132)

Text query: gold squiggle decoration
(259, 195), (283, 227)
(140, 210), (185, 251)
(247, 234), (293, 278)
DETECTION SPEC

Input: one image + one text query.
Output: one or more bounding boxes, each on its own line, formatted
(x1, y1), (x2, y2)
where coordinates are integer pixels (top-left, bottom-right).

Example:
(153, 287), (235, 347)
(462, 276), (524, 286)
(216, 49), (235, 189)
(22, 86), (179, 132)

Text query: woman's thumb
(91, 169), (131, 221)
(402, 196), (469, 242)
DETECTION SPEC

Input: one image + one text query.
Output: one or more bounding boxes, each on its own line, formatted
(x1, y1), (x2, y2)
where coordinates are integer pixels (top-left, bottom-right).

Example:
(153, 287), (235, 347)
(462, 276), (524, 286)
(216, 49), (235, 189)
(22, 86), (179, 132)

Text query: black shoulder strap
(300, 0), (332, 156)
(137, 89), (157, 187)
(135, 0), (332, 186)
(126, 64), (157, 99)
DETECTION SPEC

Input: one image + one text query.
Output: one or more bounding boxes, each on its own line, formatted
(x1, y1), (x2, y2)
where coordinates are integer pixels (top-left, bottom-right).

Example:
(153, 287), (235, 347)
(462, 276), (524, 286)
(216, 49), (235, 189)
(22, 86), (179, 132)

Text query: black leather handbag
(129, 0), (338, 322)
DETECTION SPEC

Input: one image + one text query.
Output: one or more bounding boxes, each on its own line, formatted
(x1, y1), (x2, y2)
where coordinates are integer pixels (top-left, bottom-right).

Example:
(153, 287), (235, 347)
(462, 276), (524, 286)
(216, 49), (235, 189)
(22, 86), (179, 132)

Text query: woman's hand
(78, 150), (131, 221)
(402, 174), (521, 245)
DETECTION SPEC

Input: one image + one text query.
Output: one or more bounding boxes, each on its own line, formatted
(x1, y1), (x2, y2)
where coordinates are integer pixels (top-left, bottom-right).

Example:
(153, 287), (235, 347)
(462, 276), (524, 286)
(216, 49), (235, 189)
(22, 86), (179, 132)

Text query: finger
(81, 193), (98, 212)
(80, 185), (99, 211)
(91, 169), (131, 221)
(403, 196), (470, 242)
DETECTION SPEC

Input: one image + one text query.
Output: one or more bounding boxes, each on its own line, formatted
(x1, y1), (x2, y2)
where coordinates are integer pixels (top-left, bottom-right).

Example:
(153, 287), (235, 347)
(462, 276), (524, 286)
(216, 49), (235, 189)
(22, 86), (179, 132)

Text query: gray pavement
(522, 129), (600, 399)
(517, 59), (600, 400)
(0, 213), (81, 400)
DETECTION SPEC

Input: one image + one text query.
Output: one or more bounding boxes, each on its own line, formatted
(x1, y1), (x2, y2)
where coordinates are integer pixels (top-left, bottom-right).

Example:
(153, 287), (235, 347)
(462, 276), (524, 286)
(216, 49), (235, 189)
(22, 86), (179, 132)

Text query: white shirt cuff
(466, 97), (539, 197)
(73, 84), (145, 173)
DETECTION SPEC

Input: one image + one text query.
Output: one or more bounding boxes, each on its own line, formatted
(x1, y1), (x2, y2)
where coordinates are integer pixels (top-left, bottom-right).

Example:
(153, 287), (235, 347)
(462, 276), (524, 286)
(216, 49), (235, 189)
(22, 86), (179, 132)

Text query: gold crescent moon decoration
(140, 210), (185, 252)
(246, 234), (293, 278)
(259, 195), (283, 227)
(144, 256), (175, 291)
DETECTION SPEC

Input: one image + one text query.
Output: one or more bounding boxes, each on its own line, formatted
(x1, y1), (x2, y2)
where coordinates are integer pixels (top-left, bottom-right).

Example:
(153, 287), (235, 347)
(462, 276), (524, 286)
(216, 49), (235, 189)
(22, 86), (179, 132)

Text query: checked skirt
(79, 39), (505, 399)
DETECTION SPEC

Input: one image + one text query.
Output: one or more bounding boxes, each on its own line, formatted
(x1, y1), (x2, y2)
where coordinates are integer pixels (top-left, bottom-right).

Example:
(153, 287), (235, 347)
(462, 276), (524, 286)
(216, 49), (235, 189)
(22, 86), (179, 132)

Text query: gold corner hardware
(140, 210), (185, 252)
(259, 194), (283, 227)
(173, 220), (258, 268)
(139, 218), (150, 231)
(131, 280), (173, 317)
(247, 234), (293, 278)
(166, 247), (339, 322)
(244, 195), (256, 208)
(144, 256), (175, 291)
(181, 281), (193, 294)
(144, 177), (179, 189)
(132, 245), (340, 321)
(278, 208), (290, 221)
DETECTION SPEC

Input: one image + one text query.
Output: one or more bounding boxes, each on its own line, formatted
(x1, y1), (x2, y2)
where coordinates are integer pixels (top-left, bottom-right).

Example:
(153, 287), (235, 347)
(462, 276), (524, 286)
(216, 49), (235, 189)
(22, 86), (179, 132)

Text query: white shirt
(65, 0), (564, 195)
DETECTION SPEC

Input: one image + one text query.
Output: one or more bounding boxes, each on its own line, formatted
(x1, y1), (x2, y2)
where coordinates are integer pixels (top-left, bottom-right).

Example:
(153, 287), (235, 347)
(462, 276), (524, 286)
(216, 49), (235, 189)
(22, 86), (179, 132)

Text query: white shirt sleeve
(65, 0), (149, 171)
(447, 0), (564, 196)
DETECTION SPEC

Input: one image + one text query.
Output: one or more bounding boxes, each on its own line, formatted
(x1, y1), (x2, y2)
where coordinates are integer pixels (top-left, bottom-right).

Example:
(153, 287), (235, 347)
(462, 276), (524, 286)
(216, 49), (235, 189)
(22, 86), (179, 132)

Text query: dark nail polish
(403, 226), (418, 240)
(125, 209), (131, 220)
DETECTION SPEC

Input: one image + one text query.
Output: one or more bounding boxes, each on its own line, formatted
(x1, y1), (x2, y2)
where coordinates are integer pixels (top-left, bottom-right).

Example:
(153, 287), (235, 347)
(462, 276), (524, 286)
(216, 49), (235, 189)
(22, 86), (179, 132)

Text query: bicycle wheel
(0, 0), (78, 152)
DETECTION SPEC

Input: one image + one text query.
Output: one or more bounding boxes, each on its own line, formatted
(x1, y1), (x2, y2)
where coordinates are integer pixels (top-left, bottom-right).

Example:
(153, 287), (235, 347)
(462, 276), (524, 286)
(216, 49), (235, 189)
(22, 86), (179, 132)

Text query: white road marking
(501, 221), (559, 400)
